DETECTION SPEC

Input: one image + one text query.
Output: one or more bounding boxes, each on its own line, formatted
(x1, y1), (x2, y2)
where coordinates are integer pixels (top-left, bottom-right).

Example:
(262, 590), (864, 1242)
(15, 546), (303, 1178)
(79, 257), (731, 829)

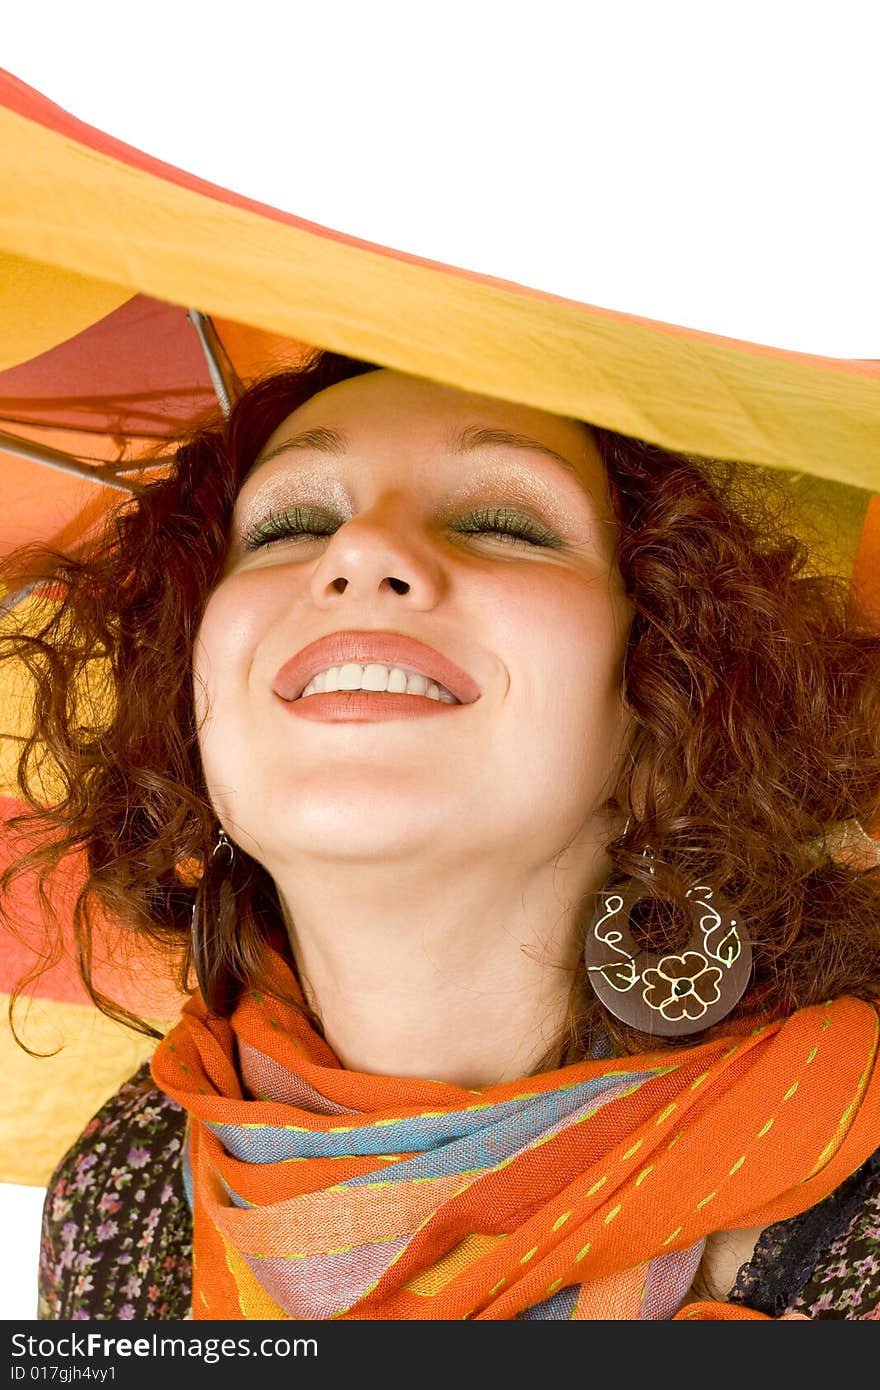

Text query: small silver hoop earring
(190, 827), (236, 1014)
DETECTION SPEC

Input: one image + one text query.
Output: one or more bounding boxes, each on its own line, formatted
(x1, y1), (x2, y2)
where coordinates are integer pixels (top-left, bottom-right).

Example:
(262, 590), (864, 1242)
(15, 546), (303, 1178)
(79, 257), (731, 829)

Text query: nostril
(331, 577), (348, 593)
(388, 577), (410, 594)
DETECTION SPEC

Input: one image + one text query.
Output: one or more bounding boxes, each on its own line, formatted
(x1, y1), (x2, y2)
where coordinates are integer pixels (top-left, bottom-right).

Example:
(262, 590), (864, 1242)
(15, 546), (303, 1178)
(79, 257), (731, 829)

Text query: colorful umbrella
(1, 64), (879, 1195)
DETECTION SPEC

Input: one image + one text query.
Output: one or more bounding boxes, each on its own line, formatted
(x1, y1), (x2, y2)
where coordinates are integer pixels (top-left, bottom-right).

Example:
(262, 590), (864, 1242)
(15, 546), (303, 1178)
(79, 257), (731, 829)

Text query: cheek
(192, 594), (230, 727)
(193, 570), (289, 694)
(192, 580), (278, 816)
(488, 565), (631, 700)
(192, 580), (263, 737)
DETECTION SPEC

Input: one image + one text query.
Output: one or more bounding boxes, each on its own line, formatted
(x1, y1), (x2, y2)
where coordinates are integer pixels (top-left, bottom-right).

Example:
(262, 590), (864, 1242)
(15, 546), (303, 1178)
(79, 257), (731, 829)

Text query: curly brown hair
(2, 347), (879, 1060)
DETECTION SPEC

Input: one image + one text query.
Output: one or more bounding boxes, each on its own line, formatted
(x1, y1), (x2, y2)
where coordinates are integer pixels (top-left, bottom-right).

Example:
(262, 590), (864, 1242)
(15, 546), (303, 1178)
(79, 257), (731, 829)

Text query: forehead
(268, 369), (586, 441)
(250, 369), (605, 492)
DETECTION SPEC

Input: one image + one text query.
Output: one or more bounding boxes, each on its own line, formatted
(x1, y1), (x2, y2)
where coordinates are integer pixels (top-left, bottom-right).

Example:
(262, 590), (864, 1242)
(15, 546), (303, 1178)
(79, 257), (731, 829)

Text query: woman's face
(193, 369), (633, 878)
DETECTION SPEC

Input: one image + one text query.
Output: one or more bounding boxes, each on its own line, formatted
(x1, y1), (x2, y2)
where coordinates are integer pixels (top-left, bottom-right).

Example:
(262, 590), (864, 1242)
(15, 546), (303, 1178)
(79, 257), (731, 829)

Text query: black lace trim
(728, 1146), (880, 1315)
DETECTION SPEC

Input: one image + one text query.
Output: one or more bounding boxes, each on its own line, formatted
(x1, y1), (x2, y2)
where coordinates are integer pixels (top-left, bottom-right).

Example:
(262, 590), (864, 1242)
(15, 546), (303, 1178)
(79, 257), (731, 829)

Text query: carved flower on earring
(641, 950), (724, 1025)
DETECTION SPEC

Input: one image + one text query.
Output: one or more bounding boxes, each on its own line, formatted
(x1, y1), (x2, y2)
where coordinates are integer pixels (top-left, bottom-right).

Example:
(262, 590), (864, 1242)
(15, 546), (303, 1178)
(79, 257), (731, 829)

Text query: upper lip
(272, 630), (482, 705)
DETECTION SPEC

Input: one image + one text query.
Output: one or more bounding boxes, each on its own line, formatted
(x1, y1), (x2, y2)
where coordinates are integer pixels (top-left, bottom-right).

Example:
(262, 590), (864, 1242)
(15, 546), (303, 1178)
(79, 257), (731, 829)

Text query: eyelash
(243, 505), (561, 551)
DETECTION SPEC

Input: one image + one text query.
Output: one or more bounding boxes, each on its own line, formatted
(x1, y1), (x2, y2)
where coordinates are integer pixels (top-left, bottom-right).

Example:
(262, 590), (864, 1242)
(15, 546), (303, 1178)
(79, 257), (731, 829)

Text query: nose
(307, 496), (444, 609)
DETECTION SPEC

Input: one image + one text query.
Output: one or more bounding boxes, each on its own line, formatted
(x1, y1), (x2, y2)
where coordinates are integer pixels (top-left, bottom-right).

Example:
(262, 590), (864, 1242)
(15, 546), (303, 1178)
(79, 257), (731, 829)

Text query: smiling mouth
(272, 629), (482, 707)
(284, 685), (465, 724)
(297, 662), (459, 703)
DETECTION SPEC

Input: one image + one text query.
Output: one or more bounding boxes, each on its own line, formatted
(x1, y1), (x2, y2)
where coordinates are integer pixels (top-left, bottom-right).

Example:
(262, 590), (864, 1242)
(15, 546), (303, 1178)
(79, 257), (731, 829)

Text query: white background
(4, 0), (880, 358)
(1, 1186), (44, 1319)
(2, 0), (878, 1323)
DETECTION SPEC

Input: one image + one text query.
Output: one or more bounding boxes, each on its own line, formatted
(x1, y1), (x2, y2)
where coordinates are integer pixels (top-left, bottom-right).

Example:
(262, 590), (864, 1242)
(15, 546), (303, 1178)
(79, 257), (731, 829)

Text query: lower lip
(282, 692), (466, 722)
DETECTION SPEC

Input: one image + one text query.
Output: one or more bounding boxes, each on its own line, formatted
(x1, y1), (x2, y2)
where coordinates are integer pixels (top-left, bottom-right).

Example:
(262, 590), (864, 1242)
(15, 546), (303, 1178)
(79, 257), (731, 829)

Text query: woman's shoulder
(730, 1144), (880, 1318)
(38, 1058), (192, 1321)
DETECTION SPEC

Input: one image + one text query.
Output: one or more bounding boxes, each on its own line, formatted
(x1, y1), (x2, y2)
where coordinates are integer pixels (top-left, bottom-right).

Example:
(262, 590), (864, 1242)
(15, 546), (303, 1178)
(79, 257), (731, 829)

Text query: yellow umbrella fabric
(1, 66), (878, 1190)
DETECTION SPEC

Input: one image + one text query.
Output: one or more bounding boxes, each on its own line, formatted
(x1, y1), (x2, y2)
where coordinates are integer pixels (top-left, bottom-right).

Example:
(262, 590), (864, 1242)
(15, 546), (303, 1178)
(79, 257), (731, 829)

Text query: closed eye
(450, 507), (561, 548)
(243, 507), (337, 550)
(242, 505), (562, 551)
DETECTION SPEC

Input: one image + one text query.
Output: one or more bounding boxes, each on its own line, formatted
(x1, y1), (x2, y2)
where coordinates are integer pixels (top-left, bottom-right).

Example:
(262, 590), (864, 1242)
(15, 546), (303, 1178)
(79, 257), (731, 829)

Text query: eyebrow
(254, 423), (582, 477)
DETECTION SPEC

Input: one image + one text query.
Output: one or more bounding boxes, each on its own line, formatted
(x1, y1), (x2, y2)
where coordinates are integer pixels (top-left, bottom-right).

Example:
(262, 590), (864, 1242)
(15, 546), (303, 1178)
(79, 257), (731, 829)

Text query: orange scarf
(151, 949), (880, 1320)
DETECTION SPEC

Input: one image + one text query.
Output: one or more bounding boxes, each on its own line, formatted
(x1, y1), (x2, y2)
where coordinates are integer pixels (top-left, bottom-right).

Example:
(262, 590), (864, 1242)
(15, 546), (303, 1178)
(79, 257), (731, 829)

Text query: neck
(271, 844), (612, 1088)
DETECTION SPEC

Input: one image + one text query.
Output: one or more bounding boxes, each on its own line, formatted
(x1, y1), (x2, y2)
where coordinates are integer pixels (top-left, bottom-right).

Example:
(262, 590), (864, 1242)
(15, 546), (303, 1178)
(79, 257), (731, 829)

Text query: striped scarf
(151, 946), (880, 1320)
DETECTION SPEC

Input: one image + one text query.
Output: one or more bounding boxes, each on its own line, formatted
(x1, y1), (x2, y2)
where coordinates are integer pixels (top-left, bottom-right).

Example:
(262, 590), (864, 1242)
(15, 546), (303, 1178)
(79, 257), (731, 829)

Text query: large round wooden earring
(583, 863), (753, 1037)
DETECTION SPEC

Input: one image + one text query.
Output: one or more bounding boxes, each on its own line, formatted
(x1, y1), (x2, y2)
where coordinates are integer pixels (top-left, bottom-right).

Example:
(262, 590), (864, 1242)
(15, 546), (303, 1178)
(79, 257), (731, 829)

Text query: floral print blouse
(38, 1064), (192, 1320)
(37, 1060), (880, 1320)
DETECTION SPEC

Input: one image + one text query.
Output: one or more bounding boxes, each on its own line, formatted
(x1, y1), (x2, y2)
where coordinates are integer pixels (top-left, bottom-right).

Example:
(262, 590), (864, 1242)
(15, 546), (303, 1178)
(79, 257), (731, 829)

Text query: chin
(240, 797), (456, 863)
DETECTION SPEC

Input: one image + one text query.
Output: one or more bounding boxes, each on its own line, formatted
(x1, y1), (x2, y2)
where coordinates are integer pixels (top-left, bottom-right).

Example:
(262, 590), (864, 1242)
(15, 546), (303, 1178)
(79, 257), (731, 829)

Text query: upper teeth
(299, 662), (459, 702)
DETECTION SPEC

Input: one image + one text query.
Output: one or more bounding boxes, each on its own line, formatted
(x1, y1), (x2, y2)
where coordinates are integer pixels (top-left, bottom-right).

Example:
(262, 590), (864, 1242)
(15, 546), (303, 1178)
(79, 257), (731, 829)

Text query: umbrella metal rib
(0, 311), (243, 617)
(187, 309), (243, 417)
(0, 578), (37, 620)
(0, 312), (236, 495)
(0, 429), (138, 493)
